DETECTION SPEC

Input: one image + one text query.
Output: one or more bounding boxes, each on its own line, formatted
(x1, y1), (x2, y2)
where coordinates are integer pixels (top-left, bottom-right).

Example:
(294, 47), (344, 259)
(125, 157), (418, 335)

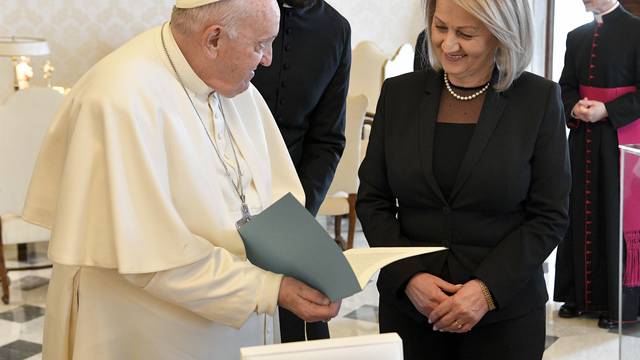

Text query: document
(238, 193), (445, 301)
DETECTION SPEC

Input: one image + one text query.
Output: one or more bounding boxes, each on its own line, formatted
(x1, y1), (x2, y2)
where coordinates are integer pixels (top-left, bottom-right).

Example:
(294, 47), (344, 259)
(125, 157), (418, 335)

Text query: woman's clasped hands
(405, 273), (490, 334)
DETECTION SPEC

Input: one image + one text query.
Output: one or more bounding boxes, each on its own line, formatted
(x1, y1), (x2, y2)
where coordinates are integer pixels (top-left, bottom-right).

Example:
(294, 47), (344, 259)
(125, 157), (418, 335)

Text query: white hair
(422, 0), (534, 91)
(170, 0), (245, 38)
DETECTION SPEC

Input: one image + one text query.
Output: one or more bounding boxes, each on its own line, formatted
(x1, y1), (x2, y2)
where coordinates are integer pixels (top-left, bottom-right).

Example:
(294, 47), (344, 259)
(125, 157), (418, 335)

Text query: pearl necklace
(444, 72), (490, 101)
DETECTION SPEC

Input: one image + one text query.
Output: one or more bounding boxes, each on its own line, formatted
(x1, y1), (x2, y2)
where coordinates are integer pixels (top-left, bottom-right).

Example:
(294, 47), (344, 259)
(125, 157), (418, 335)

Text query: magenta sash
(579, 85), (640, 287)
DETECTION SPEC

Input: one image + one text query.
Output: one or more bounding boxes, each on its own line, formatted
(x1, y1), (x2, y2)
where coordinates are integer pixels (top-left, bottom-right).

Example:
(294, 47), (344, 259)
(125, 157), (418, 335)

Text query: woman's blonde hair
(421, 0), (533, 91)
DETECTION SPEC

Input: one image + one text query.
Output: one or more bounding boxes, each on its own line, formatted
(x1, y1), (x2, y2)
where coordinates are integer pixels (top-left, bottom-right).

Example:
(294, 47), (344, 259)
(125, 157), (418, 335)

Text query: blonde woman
(357, 0), (570, 358)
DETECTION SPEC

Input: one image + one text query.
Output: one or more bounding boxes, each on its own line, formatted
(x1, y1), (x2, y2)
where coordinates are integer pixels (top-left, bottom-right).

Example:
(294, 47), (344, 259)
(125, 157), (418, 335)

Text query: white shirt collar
(595, 1), (620, 23)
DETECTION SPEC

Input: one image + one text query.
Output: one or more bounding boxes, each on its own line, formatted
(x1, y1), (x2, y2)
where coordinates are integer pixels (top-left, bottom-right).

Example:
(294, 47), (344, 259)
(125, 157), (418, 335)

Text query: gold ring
(454, 320), (463, 329)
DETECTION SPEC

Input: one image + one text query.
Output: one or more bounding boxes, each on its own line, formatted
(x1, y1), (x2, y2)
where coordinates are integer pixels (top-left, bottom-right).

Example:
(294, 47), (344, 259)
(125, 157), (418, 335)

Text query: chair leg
(334, 215), (345, 250)
(0, 221), (10, 304)
(346, 194), (357, 250)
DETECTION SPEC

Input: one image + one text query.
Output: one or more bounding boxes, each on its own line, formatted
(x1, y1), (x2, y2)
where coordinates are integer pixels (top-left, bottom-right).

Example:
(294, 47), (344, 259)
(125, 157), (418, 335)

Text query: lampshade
(0, 36), (49, 57)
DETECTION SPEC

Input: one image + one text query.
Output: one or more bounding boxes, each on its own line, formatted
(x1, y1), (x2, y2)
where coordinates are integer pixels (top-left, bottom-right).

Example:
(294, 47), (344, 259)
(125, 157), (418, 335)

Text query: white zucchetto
(176, 0), (223, 9)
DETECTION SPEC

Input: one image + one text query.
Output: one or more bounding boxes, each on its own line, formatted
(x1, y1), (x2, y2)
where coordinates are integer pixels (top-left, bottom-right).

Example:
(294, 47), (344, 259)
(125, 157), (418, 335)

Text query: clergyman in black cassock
(554, 2), (640, 328)
(251, 0), (351, 342)
(414, 30), (427, 72)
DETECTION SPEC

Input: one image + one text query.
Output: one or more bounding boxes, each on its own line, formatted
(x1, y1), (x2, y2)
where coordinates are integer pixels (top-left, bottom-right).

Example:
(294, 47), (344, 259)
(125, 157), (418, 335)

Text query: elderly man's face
(211, 2), (280, 97)
(430, 0), (497, 87)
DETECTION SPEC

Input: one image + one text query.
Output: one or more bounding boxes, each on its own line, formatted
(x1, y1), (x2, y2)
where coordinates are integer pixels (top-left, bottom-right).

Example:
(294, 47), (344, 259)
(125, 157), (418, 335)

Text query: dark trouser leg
(457, 306), (546, 360)
(278, 306), (329, 342)
(554, 229), (577, 304)
(379, 299), (452, 360)
(379, 298), (544, 360)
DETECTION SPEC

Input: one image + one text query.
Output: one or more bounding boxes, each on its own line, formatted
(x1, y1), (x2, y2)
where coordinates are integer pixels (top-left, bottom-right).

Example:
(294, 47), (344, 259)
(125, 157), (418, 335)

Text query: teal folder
(238, 193), (359, 301)
(238, 193), (445, 301)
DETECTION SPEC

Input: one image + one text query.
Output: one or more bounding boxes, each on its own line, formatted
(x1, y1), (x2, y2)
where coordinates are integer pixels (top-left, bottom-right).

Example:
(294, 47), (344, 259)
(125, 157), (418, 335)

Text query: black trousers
(379, 300), (545, 360)
(278, 306), (330, 342)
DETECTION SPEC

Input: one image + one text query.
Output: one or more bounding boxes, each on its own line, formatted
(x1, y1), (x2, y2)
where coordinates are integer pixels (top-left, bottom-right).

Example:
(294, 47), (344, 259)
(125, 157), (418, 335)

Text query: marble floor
(1, 225), (640, 359)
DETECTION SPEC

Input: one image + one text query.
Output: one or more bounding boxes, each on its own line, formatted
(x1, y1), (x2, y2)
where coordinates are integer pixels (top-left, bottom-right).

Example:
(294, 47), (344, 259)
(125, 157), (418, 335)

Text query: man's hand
(428, 279), (489, 333)
(572, 98), (608, 123)
(278, 276), (341, 322)
(405, 273), (462, 318)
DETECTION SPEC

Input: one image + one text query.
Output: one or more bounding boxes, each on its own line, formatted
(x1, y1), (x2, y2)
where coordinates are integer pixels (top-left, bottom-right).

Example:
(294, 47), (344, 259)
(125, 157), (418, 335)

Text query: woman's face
(430, 0), (498, 86)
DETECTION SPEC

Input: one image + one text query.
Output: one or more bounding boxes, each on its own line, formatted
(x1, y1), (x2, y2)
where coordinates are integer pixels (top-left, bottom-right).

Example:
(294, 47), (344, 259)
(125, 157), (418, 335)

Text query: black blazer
(252, 0), (351, 215)
(356, 69), (571, 325)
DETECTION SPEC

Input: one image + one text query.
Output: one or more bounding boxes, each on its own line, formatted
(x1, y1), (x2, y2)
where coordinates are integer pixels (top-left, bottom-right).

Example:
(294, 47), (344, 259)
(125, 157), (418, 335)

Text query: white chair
(348, 41), (387, 118)
(318, 95), (368, 250)
(384, 43), (415, 80)
(240, 333), (403, 360)
(0, 87), (64, 304)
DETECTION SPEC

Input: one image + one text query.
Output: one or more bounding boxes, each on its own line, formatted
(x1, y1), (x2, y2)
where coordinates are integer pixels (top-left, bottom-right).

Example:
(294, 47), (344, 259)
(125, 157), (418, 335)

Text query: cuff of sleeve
(256, 271), (283, 315)
(385, 257), (426, 297)
(567, 116), (580, 129)
(473, 271), (505, 309)
(604, 103), (623, 129)
(476, 279), (497, 310)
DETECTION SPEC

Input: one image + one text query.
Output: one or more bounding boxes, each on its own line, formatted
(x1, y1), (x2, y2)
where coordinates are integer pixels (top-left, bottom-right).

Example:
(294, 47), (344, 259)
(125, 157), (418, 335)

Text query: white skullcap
(175, 0), (223, 8)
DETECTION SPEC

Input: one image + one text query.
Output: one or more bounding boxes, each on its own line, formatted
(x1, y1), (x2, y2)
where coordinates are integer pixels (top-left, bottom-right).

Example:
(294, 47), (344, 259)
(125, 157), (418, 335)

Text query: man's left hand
(427, 279), (489, 333)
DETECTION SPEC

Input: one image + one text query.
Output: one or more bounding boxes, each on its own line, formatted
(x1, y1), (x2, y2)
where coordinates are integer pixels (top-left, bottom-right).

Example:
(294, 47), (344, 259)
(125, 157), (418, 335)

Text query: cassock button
(286, 28), (293, 35)
(279, 99), (286, 105)
(442, 206), (451, 215)
(285, 44), (292, 52)
(281, 81), (287, 88)
(283, 63), (290, 70)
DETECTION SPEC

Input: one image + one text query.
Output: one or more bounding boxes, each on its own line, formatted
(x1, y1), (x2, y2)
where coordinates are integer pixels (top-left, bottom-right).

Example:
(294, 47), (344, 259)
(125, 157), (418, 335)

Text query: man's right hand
(278, 276), (341, 322)
(405, 273), (462, 318)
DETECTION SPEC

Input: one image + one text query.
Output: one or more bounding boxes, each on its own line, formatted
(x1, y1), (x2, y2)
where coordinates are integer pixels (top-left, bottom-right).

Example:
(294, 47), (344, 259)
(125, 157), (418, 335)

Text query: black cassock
(251, 0), (351, 343)
(252, 0), (351, 217)
(554, 5), (640, 321)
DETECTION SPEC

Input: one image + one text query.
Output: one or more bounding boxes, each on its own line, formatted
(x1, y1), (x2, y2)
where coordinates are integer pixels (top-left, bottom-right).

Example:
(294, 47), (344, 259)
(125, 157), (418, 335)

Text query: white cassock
(22, 23), (304, 360)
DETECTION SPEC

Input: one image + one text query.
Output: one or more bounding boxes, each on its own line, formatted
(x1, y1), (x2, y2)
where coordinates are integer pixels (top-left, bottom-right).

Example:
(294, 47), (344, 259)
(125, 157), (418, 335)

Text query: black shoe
(598, 315), (617, 329)
(558, 303), (581, 318)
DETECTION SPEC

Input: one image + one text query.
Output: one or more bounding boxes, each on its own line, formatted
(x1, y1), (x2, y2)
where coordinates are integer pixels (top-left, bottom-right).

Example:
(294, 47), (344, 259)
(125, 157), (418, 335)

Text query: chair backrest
(348, 41), (387, 115)
(0, 87), (64, 215)
(384, 43), (415, 79)
(240, 333), (403, 360)
(326, 94), (368, 196)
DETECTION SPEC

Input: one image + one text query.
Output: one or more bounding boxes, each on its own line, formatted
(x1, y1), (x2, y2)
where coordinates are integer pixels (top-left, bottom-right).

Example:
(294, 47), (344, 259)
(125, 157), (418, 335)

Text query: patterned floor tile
(4, 253), (51, 270)
(609, 322), (640, 338)
(15, 277), (49, 292)
(343, 304), (379, 323)
(0, 340), (42, 360)
(329, 317), (379, 338)
(0, 306), (45, 324)
(545, 335), (559, 350)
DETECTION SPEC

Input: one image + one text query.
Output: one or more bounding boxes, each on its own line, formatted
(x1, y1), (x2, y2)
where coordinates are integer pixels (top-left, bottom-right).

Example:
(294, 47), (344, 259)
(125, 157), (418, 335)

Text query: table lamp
(0, 36), (50, 91)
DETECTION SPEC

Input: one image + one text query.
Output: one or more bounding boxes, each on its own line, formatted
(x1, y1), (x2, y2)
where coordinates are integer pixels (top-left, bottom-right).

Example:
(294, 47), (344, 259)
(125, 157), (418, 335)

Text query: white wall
(327, 0), (424, 55)
(0, 0), (423, 94)
(552, 1), (593, 81)
(0, 0), (174, 99)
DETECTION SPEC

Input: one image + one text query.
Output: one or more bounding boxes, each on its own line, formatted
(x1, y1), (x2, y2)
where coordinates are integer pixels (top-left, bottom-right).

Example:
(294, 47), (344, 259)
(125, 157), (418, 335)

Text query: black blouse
(433, 123), (475, 200)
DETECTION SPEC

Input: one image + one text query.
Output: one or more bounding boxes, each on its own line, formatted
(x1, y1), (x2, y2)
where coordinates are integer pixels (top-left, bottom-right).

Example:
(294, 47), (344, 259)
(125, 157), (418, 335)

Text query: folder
(238, 193), (445, 301)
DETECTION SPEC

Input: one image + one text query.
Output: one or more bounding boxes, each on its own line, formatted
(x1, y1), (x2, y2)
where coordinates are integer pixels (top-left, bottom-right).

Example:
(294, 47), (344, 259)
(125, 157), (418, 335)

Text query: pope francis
(22, 0), (340, 358)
